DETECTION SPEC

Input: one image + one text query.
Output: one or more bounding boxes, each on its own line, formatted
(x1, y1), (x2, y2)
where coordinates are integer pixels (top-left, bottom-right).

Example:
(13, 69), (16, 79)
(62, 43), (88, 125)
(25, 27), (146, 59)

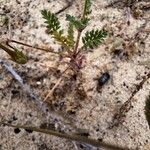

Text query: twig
(110, 72), (150, 128)
(1, 122), (133, 150)
(44, 66), (70, 101)
(44, 77), (63, 102)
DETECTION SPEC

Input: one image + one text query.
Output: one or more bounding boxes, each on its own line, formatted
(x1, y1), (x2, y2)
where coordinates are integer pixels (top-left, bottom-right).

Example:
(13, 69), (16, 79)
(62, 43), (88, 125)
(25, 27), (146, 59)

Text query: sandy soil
(0, 0), (150, 150)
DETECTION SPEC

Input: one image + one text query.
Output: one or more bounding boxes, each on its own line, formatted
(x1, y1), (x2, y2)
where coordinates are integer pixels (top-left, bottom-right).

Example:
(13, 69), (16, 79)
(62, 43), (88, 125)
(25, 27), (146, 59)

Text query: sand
(0, 0), (150, 150)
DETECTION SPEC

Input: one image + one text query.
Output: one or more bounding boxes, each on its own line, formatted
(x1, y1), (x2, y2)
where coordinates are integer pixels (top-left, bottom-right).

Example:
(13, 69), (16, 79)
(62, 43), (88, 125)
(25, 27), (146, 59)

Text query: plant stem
(7, 39), (59, 54)
(7, 39), (72, 58)
(73, 31), (82, 56)
(73, 0), (89, 57)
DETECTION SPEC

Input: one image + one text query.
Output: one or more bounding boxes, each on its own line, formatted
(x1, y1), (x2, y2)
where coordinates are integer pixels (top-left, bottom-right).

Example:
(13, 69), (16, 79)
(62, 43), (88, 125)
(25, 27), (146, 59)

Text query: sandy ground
(0, 0), (150, 150)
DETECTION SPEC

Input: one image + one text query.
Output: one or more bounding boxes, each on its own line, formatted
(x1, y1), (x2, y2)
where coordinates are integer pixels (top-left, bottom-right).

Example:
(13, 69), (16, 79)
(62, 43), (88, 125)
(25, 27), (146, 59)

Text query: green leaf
(65, 0), (91, 31)
(0, 43), (27, 64)
(82, 29), (107, 49)
(66, 14), (80, 29)
(52, 31), (73, 50)
(80, 17), (90, 28)
(66, 14), (89, 31)
(41, 10), (73, 50)
(12, 49), (28, 64)
(145, 94), (150, 128)
(41, 10), (61, 33)
(83, 0), (92, 17)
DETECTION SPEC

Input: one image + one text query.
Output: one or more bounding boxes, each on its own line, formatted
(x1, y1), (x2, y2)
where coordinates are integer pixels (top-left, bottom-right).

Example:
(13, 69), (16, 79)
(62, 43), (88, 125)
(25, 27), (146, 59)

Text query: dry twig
(0, 122), (133, 150)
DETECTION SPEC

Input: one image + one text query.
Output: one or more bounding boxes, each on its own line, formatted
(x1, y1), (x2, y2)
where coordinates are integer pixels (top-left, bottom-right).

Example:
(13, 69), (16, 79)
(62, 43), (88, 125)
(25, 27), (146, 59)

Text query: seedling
(0, 0), (107, 100)
(41, 0), (107, 73)
(0, 0), (107, 72)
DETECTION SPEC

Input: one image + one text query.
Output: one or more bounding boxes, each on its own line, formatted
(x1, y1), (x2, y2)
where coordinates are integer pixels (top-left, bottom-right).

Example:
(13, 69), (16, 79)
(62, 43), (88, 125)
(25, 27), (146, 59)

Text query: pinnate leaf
(82, 29), (107, 49)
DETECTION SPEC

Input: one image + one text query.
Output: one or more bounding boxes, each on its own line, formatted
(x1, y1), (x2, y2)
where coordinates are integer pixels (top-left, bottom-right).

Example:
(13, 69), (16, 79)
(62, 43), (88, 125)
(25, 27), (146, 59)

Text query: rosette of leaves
(41, 0), (107, 70)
